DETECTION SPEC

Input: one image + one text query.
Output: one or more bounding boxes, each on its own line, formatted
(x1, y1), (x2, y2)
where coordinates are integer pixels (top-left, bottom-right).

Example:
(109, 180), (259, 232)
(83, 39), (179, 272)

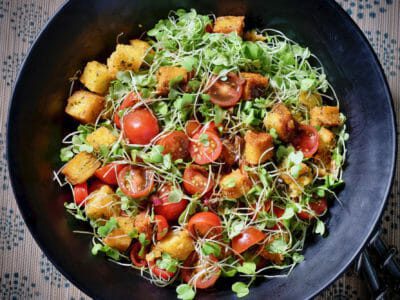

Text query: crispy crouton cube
(154, 230), (194, 261)
(213, 16), (245, 36)
(298, 91), (322, 110)
(281, 163), (312, 197)
(65, 90), (105, 124)
(79, 61), (112, 95)
(86, 127), (117, 151)
(244, 130), (274, 165)
(85, 185), (120, 220)
(130, 39), (152, 54)
(107, 43), (149, 77)
(220, 169), (252, 199)
(241, 72), (269, 100)
(103, 228), (131, 252)
(264, 103), (297, 142)
(244, 30), (267, 42)
(310, 106), (341, 127)
(61, 152), (100, 185)
(318, 127), (336, 151)
(313, 128), (336, 176)
(116, 216), (136, 235)
(156, 66), (188, 95)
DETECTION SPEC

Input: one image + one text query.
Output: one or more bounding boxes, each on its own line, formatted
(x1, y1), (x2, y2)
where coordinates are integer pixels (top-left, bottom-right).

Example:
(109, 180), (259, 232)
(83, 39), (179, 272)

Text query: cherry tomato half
(114, 92), (139, 128)
(207, 72), (245, 107)
(94, 163), (126, 185)
(189, 131), (222, 165)
(157, 131), (190, 161)
(232, 227), (266, 254)
(185, 120), (202, 138)
(148, 260), (175, 280)
(181, 252), (220, 289)
(88, 179), (106, 194)
(130, 242), (147, 267)
(73, 182), (88, 206)
(117, 166), (154, 198)
(183, 165), (214, 195)
(298, 198), (328, 220)
(152, 185), (188, 222)
(264, 200), (285, 218)
(154, 215), (169, 240)
(187, 212), (222, 238)
(291, 124), (319, 158)
(123, 109), (159, 145)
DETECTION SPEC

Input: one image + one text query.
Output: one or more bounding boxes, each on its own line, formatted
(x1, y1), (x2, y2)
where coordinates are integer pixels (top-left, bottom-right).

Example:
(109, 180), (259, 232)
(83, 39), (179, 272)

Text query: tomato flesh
(292, 124), (319, 158)
(186, 120), (202, 137)
(187, 212), (222, 238)
(157, 131), (190, 161)
(232, 227), (266, 254)
(123, 109), (159, 145)
(149, 260), (175, 280)
(117, 166), (154, 198)
(207, 73), (245, 107)
(130, 242), (147, 267)
(181, 252), (220, 289)
(189, 131), (222, 165)
(73, 182), (88, 206)
(152, 185), (188, 221)
(183, 165), (214, 195)
(114, 92), (139, 128)
(154, 215), (169, 240)
(298, 198), (328, 220)
(94, 163), (125, 185)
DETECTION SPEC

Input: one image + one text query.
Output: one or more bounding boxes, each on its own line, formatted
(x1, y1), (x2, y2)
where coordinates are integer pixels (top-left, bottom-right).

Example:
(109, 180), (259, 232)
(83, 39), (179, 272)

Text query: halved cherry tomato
(157, 131), (190, 161)
(130, 242), (147, 267)
(264, 200), (285, 218)
(181, 252), (220, 289)
(114, 92), (139, 128)
(123, 109), (159, 145)
(152, 185), (188, 221)
(117, 166), (154, 198)
(298, 198), (328, 220)
(187, 212), (222, 238)
(183, 165), (214, 195)
(88, 179), (106, 193)
(232, 227), (266, 254)
(291, 124), (319, 158)
(94, 163), (126, 185)
(154, 215), (169, 240)
(189, 131), (222, 165)
(202, 122), (221, 135)
(73, 182), (88, 206)
(207, 72), (245, 107)
(148, 260), (176, 280)
(185, 120), (202, 137)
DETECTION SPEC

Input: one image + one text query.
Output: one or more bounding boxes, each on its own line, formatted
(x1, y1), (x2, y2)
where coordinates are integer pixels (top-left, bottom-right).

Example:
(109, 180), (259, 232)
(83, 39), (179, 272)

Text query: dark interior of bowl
(7, 0), (395, 299)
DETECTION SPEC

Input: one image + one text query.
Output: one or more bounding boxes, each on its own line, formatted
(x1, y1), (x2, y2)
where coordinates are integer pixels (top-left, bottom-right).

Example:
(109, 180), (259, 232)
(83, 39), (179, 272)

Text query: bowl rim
(6, 0), (397, 299)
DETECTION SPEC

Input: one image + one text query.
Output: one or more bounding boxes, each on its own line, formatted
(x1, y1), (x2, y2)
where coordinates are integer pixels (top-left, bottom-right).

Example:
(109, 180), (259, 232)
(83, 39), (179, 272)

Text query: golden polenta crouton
(103, 228), (131, 252)
(281, 163), (312, 197)
(314, 128), (336, 176)
(116, 216), (136, 235)
(79, 61), (112, 95)
(85, 185), (120, 220)
(298, 91), (322, 110)
(61, 152), (100, 185)
(154, 230), (194, 261)
(213, 16), (245, 36)
(156, 66), (188, 95)
(86, 127), (117, 151)
(241, 72), (269, 100)
(65, 90), (105, 124)
(310, 106), (341, 127)
(130, 39), (152, 55)
(244, 130), (274, 165)
(318, 127), (335, 151)
(220, 169), (252, 199)
(107, 43), (149, 77)
(264, 103), (297, 142)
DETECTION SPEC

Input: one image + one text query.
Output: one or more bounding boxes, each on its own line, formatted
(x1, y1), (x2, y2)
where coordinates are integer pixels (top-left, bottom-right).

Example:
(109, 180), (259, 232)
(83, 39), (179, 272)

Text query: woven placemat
(0, 1), (398, 299)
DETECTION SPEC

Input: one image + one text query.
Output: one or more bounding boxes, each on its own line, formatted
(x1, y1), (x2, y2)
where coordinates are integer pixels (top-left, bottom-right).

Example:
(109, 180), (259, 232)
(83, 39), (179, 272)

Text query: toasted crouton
(298, 91), (322, 110)
(318, 127), (336, 151)
(154, 230), (194, 261)
(65, 90), (105, 124)
(103, 228), (131, 252)
(244, 130), (274, 165)
(61, 152), (100, 185)
(314, 127), (336, 176)
(310, 106), (341, 127)
(241, 72), (269, 100)
(281, 163), (312, 197)
(156, 66), (188, 95)
(220, 169), (252, 199)
(86, 127), (117, 151)
(116, 216), (136, 235)
(85, 185), (120, 220)
(79, 61), (112, 95)
(264, 103), (297, 142)
(213, 16), (245, 36)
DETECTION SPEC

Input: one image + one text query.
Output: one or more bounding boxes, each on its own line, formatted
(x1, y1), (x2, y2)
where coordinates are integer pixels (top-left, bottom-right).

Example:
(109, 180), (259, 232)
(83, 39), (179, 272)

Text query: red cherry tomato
(298, 198), (328, 220)
(114, 92), (139, 128)
(154, 215), (169, 240)
(263, 200), (285, 218)
(202, 122), (221, 135)
(148, 260), (175, 280)
(117, 166), (154, 198)
(130, 242), (147, 267)
(157, 131), (190, 161)
(94, 163), (126, 185)
(73, 182), (88, 206)
(189, 131), (222, 165)
(183, 165), (214, 195)
(181, 252), (220, 289)
(232, 227), (266, 254)
(187, 212), (222, 238)
(88, 179), (106, 194)
(152, 185), (188, 221)
(207, 72), (245, 107)
(123, 109), (159, 145)
(185, 120), (202, 137)
(291, 124), (319, 158)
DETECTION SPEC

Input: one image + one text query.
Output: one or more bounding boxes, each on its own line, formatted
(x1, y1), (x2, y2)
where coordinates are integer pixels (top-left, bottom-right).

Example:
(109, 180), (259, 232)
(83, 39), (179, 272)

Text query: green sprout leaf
(176, 284), (195, 300)
(232, 282), (249, 298)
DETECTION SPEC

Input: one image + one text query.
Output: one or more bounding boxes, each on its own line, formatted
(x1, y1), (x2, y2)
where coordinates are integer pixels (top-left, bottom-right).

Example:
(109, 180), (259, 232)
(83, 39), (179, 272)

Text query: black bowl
(7, 0), (396, 299)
